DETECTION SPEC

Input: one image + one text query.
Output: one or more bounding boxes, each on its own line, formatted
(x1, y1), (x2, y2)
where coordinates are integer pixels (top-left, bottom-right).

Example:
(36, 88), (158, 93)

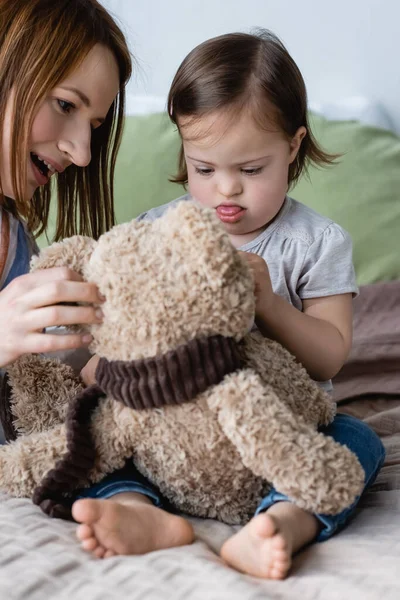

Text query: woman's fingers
(21, 331), (94, 355)
(3, 267), (103, 306)
(18, 279), (103, 311)
(0, 268), (104, 367)
(18, 304), (103, 331)
(0, 328), (94, 367)
(2, 267), (84, 297)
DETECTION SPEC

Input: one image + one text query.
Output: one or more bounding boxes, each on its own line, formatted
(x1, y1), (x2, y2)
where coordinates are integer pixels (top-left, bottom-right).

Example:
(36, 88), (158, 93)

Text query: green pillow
(292, 114), (400, 285)
(113, 112), (182, 222)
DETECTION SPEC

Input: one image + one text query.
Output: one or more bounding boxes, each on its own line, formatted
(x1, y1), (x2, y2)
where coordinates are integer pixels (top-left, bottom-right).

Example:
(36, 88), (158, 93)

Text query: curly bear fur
(0, 201), (365, 524)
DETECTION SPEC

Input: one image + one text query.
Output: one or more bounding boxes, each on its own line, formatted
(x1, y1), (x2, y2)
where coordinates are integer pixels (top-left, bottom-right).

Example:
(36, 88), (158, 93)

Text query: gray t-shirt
(137, 194), (358, 392)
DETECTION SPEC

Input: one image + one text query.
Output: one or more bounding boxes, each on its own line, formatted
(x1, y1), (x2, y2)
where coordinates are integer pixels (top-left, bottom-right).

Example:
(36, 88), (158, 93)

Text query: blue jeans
(76, 414), (385, 542)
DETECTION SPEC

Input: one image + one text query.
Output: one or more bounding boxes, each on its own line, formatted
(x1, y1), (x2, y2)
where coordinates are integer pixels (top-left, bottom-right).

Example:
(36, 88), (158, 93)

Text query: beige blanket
(0, 394), (399, 600)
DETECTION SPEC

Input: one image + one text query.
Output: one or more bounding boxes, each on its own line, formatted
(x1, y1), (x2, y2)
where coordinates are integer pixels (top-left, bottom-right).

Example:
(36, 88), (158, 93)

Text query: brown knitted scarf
(31, 334), (242, 520)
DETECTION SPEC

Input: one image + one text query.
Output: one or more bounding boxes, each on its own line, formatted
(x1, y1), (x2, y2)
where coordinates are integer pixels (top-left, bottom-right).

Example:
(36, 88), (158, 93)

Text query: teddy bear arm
(240, 332), (336, 427)
(207, 369), (365, 515)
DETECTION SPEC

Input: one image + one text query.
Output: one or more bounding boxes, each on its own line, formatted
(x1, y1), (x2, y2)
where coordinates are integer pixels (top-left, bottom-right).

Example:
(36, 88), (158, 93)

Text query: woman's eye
(195, 167), (213, 176)
(242, 167), (263, 176)
(57, 99), (74, 113)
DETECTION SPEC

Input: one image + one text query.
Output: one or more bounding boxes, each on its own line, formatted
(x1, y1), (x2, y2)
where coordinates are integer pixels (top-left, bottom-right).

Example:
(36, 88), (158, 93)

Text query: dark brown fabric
(0, 372), (18, 442)
(96, 335), (242, 410)
(33, 385), (106, 520)
(333, 280), (400, 402)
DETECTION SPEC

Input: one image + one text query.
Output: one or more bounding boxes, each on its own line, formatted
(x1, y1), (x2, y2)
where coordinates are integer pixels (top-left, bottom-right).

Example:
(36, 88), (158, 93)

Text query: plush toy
(0, 201), (364, 524)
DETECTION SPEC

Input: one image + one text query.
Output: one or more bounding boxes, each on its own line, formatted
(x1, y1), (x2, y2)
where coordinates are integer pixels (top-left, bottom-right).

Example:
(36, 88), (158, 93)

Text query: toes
(273, 548), (289, 564)
(93, 545), (106, 559)
(275, 554), (291, 569)
(271, 534), (288, 552)
(81, 536), (98, 552)
(251, 514), (278, 539)
(72, 499), (103, 525)
(76, 523), (94, 542)
(269, 566), (288, 580)
(268, 550), (291, 579)
(104, 549), (116, 559)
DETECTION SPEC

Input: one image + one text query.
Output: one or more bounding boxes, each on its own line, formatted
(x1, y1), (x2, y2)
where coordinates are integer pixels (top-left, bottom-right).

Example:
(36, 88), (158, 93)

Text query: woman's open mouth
(30, 152), (55, 185)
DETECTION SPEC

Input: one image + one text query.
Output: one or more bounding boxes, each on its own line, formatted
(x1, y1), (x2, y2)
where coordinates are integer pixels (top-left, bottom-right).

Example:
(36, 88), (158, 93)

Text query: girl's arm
(256, 293), (352, 381)
(240, 252), (353, 381)
(80, 353), (101, 386)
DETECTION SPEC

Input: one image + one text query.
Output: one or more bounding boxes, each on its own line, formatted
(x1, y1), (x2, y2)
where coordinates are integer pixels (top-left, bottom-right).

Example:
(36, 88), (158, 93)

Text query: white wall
(101, 0), (400, 132)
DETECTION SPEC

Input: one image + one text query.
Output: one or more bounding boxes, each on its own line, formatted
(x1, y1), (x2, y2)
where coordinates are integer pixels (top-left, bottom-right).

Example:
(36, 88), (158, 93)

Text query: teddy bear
(0, 200), (365, 525)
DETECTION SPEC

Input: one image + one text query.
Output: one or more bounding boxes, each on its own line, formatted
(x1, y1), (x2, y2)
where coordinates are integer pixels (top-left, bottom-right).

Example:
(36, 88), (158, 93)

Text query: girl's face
(181, 109), (306, 247)
(1, 43), (120, 201)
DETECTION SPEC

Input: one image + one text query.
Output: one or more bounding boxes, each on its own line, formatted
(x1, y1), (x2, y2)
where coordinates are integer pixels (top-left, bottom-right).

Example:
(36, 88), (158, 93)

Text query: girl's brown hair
(168, 29), (336, 189)
(0, 0), (132, 240)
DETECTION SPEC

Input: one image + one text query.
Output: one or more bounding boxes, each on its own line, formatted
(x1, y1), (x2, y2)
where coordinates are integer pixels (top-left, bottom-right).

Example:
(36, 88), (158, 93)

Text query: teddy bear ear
(30, 235), (97, 277)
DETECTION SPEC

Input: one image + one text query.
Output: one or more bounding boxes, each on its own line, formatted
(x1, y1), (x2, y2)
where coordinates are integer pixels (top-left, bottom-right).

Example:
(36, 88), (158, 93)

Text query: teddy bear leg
(208, 369), (365, 515)
(5, 354), (83, 437)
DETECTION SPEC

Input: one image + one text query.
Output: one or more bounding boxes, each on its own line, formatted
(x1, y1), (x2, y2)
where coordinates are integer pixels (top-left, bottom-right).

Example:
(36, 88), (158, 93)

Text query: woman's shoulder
(0, 207), (33, 291)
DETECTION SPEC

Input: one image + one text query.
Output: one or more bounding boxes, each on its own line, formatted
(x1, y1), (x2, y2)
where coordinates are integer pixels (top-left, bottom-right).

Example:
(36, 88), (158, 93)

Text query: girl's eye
(57, 99), (74, 113)
(242, 167), (263, 176)
(195, 167), (213, 176)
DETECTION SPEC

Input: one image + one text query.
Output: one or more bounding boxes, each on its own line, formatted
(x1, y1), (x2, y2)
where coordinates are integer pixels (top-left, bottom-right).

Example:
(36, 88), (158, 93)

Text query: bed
(1, 99), (400, 599)
(1, 394), (399, 599)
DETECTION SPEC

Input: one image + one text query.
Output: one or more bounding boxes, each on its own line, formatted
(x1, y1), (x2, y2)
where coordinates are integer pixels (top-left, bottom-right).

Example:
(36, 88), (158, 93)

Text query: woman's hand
(80, 354), (101, 387)
(238, 251), (276, 316)
(0, 267), (104, 367)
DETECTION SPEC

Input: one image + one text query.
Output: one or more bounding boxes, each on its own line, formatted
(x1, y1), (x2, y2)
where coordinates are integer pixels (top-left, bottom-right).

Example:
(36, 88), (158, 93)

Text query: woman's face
(1, 43), (120, 200)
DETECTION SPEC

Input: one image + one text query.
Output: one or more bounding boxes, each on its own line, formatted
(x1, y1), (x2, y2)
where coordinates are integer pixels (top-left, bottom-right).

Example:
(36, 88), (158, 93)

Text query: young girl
(0, 0), (132, 367)
(72, 30), (385, 579)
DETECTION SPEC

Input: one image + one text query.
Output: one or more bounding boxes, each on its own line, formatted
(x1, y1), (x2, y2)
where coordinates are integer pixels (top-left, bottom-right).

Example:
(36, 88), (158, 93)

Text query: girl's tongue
(216, 204), (243, 216)
(216, 204), (246, 224)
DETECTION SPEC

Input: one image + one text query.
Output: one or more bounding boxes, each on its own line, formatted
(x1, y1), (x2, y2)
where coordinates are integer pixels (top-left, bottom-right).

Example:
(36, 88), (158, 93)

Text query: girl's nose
(218, 175), (242, 198)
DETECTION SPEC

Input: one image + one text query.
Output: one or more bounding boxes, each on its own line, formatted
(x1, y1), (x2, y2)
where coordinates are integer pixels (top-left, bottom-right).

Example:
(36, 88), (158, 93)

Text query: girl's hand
(0, 267), (104, 368)
(80, 354), (101, 387)
(238, 252), (275, 316)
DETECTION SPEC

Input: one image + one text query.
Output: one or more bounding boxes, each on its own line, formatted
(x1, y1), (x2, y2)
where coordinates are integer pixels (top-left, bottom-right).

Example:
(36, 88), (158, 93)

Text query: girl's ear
(289, 126), (307, 162)
(30, 236), (97, 277)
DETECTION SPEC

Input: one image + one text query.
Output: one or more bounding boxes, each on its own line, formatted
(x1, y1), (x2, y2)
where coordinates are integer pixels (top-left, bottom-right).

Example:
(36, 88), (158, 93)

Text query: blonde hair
(0, 0), (132, 240)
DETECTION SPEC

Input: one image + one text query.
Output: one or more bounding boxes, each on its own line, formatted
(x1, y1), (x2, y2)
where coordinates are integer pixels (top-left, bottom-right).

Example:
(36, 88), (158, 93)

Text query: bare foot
(220, 502), (320, 579)
(72, 492), (194, 558)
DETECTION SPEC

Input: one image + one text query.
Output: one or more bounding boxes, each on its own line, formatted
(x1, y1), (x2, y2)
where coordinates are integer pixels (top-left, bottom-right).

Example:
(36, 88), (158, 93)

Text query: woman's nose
(57, 126), (92, 167)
